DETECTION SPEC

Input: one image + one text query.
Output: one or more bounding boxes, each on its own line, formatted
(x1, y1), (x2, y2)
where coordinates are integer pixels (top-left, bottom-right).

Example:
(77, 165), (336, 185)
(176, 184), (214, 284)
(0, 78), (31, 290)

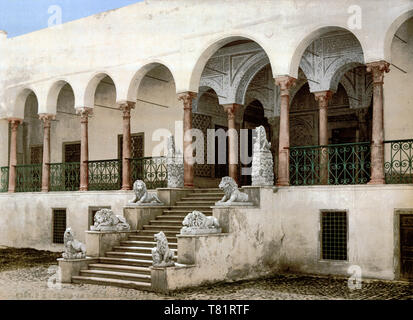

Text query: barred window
(53, 209), (66, 244)
(321, 211), (347, 261)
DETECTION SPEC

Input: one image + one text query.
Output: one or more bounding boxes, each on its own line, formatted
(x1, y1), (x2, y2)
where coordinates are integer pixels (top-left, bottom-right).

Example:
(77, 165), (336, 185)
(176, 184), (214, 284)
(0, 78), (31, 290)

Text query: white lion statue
(62, 228), (86, 259)
(181, 211), (221, 235)
(216, 176), (249, 205)
(129, 180), (163, 205)
(90, 209), (131, 231)
(152, 231), (175, 267)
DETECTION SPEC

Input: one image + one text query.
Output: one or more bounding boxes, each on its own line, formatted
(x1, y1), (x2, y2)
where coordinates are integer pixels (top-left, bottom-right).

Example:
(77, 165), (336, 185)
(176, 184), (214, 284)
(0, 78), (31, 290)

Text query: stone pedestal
(58, 257), (98, 283)
(85, 231), (134, 257)
(123, 205), (168, 231)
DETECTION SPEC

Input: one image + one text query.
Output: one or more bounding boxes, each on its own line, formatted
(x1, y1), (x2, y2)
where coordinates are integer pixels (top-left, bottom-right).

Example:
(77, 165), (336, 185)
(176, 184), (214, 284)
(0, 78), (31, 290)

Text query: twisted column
(223, 103), (241, 184)
(314, 90), (333, 184)
(7, 118), (22, 193)
(119, 101), (135, 190)
(39, 114), (55, 192)
(366, 61), (390, 185)
(274, 76), (296, 186)
(178, 92), (197, 188)
(77, 107), (93, 191)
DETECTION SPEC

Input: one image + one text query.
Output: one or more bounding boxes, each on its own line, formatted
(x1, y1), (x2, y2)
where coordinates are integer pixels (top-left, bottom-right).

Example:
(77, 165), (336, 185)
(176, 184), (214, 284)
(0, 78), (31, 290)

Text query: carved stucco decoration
(251, 126), (274, 186)
(290, 114), (317, 147)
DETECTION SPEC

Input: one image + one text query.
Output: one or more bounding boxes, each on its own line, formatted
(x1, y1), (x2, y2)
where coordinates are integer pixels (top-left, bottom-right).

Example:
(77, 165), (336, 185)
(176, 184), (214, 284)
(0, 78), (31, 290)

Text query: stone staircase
(72, 188), (223, 290)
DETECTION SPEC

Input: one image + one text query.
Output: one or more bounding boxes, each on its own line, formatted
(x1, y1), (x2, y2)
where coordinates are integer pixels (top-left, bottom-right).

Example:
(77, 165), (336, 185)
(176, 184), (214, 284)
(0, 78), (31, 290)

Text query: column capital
(178, 92), (197, 110)
(76, 107), (93, 121)
(117, 100), (136, 113)
(366, 61), (390, 84)
(222, 103), (242, 120)
(39, 113), (55, 126)
(314, 90), (333, 109)
(7, 118), (22, 130)
(274, 76), (296, 95)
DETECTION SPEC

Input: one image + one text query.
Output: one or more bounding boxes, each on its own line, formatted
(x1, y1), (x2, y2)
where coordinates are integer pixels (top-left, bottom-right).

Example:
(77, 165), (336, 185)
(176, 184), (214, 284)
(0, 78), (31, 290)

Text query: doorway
(400, 214), (413, 280)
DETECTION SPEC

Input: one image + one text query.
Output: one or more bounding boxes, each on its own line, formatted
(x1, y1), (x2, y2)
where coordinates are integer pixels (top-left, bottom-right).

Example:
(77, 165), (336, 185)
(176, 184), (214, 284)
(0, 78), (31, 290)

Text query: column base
(121, 186), (132, 191)
(276, 180), (289, 187)
(41, 188), (49, 193)
(79, 187), (88, 192)
(367, 179), (385, 185)
(184, 184), (194, 188)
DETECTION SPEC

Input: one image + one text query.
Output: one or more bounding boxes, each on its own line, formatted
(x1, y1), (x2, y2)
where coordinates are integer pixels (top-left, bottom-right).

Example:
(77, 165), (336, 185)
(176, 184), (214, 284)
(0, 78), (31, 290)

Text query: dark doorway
(63, 142), (81, 190)
(214, 125), (229, 179)
(400, 214), (413, 280)
(64, 143), (81, 163)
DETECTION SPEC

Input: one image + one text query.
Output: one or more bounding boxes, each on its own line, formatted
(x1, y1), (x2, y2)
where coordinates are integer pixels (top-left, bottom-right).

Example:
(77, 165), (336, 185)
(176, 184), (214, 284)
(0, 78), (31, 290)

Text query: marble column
(178, 92), (197, 188)
(39, 114), (55, 192)
(223, 104), (241, 184)
(268, 116), (280, 183)
(366, 61), (390, 185)
(7, 118), (22, 193)
(77, 107), (93, 191)
(274, 76), (296, 186)
(314, 90), (333, 184)
(119, 101), (135, 191)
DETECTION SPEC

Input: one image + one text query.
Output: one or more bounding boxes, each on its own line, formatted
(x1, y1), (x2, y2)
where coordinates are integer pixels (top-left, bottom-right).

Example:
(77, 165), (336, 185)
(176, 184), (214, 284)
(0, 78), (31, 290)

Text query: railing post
(274, 76), (296, 186)
(366, 61), (390, 185)
(7, 118), (22, 193)
(314, 91), (333, 185)
(39, 114), (55, 192)
(118, 101), (136, 190)
(178, 92), (197, 188)
(76, 107), (93, 191)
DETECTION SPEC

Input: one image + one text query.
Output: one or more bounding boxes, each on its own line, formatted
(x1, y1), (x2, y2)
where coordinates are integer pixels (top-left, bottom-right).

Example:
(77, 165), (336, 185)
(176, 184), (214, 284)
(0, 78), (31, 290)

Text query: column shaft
(366, 61), (390, 185)
(178, 92), (197, 188)
(39, 114), (54, 192)
(223, 104), (241, 184)
(77, 108), (93, 191)
(314, 91), (333, 185)
(119, 102), (135, 190)
(7, 119), (22, 193)
(274, 76), (296, 186)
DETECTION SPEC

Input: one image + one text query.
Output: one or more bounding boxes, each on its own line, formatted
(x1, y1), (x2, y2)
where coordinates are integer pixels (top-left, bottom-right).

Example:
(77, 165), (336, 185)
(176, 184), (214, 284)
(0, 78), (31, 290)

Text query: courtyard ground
(0, 248), (412, 300)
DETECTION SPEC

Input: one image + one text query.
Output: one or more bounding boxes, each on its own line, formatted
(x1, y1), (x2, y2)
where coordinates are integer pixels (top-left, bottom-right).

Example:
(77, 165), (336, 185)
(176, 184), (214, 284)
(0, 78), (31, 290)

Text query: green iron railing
(384, 139), (413, 184)
(15, 164), (42, 192)
(1, 166), (9, 192)
(50, 162), (80, 191)
(88, 159), (122, 191)
(290, 142), (371, 186)
(131, 157), (167, 189)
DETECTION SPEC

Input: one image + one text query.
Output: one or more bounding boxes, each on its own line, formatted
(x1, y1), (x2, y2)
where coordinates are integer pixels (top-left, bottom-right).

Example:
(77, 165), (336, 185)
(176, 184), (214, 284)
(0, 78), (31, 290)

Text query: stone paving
(0, 264), (412, 300)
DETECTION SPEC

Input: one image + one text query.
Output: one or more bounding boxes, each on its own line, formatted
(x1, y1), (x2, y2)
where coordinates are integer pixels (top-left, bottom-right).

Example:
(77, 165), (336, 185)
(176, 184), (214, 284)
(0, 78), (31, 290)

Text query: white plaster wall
(0, 191), (134, 251)
(0, 119), (8, 166)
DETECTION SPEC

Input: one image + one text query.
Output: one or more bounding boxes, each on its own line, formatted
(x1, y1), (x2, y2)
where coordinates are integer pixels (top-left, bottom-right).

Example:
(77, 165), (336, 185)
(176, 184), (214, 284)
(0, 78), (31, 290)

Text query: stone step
(137, 230), (179, 236)
(120, 240), (178, 248)
(99, 256), (153, 267)
(79, 269), (151, 283)
(163, 210), (212, 215)
(149, 219), (183, 225)
(190, 192), (223, 196)
(175, 201), (217, 205)
(171, 205), (214, 209)
(112, 246), (178, 254)
(106, 251), (177, 261)
(143, 225), (182, 231)
(128, 235), (178, 243)
(72, 276), (152, 290)
(88, 263), (151, 275)
(181, 197), (222, 201)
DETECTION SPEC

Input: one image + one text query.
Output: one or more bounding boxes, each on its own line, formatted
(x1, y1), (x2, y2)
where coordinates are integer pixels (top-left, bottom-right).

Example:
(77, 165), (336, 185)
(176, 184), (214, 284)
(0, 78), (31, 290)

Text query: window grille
(321, 211), (347, 260)
(53, 209), (66, 244)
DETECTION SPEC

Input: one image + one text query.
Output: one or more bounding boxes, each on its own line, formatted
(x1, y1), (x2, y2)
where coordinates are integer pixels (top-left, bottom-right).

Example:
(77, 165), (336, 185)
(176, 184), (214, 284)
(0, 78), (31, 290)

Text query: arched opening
(194, 38), (273, 187)
(130, 63), (180, 188)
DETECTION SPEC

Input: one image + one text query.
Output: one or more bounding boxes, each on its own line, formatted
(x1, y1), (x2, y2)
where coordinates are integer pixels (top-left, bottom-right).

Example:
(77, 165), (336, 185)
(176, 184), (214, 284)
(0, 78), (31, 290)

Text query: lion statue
(181, 211), (221, 235)
(216, 176), (249, 205)
(62, 228), (86, 259)
(152, 231), (175, 267)
(90, 209), (131, 231)
(129, 180), (163, 205)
